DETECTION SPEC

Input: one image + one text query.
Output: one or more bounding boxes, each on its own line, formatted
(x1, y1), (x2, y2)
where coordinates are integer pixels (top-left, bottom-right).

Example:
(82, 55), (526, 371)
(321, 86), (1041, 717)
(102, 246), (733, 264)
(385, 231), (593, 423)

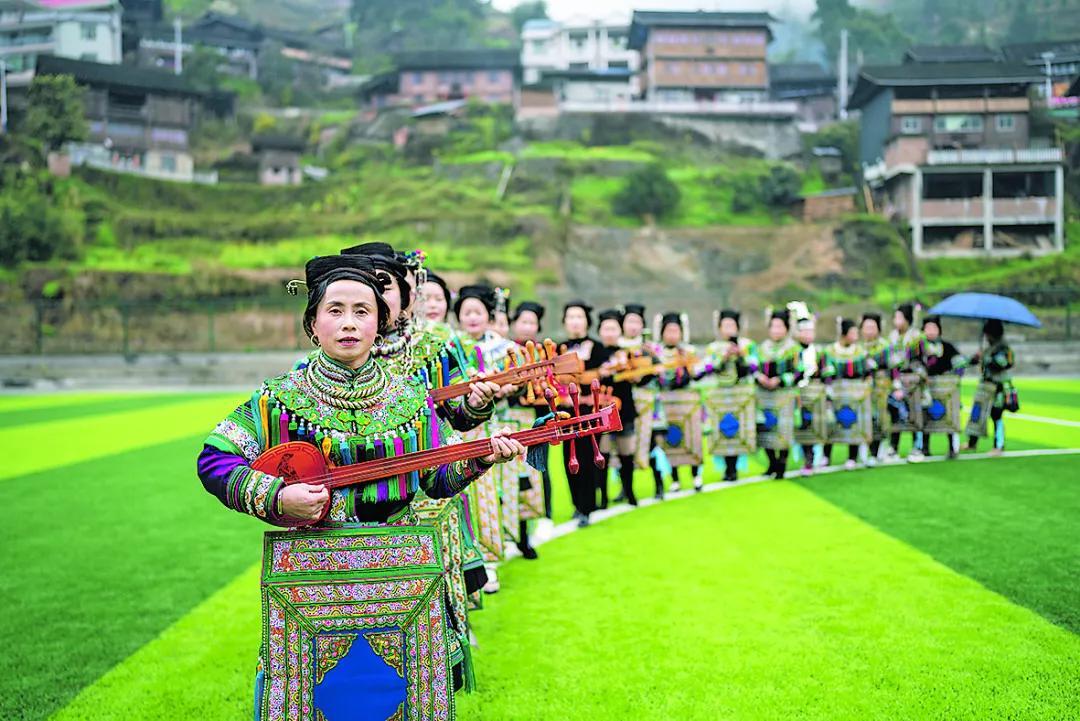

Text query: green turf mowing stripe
(0, 393), (136, 411)
(48, 564), (263, 721)
(0, 393), (231, 430)
(0, 396), (241, 481)
(0, 435), (264, 721)
(800, 455), (1080, 635)
(52, 479), (1080, 720)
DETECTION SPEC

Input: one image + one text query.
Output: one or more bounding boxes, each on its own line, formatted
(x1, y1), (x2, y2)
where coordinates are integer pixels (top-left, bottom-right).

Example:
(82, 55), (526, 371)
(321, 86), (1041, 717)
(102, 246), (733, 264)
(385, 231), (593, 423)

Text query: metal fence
(0, 285), (1076, 356)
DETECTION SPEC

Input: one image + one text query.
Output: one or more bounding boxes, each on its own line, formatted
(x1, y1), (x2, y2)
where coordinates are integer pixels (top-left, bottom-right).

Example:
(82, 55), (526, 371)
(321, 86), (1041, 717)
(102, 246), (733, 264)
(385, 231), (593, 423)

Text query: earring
(311, 336), (321, 347)
(373, 334), (384, 348)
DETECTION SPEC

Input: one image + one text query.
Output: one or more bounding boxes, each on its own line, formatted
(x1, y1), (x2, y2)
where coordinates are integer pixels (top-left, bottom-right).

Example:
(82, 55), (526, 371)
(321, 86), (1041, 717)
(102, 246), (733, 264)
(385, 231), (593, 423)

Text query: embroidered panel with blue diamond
(828, 379), (872, 445)
(755, 388), (795, 450)
(657, 390), (703, 466)
(795, 381), (828, 446)
(705, 385), (756, 456)
(258, 526), (452, 721)
(926, 375), (962, 434)
(965, 380), (996, 438)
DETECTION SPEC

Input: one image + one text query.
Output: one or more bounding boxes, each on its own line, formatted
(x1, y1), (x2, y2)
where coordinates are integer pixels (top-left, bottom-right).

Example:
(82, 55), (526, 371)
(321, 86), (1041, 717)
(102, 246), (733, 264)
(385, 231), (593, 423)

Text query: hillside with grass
(3, 106), (1078, 351)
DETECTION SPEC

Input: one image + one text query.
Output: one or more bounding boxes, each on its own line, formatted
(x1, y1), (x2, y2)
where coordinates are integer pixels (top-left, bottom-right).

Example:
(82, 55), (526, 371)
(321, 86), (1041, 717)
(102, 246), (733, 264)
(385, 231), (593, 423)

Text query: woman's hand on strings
(482, 427), (526, 465)
(466, 376), (501, 409)
(278, 483), (329, 522)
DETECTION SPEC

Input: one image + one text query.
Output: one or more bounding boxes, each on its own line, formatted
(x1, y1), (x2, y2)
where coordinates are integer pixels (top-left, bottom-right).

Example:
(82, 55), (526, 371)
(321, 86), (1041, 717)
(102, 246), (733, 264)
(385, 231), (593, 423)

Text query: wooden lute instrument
(429, 338), (583, 403)
(252, 380), (621, 526)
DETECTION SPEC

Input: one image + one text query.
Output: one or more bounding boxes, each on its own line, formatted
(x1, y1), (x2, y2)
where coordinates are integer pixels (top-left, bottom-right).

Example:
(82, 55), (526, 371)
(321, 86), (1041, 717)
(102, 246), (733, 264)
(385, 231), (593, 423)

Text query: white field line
(1011, 413), (1080, 428)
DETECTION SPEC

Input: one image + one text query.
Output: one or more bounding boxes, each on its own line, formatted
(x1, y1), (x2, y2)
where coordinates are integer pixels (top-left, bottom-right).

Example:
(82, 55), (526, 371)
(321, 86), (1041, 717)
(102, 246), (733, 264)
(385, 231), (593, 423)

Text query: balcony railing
(921, 198), (984, 222)
(927, 148), (1063, 165)
(557, 98), (797, 116)
(920, 197), (1056, 223)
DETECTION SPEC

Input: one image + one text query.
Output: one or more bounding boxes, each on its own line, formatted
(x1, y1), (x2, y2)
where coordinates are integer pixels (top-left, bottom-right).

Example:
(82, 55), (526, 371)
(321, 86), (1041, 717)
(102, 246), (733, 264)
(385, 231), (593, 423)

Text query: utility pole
(838, 28), (849, 120)
(174, 17), (183, 76)
(1041, 51), (1055, 104)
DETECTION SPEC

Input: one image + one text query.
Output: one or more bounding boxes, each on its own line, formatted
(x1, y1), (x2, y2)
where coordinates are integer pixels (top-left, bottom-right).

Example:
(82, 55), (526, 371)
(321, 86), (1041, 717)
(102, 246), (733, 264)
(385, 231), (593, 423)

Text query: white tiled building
(521, 14), (638, 85)
(0, 0), (121, 80)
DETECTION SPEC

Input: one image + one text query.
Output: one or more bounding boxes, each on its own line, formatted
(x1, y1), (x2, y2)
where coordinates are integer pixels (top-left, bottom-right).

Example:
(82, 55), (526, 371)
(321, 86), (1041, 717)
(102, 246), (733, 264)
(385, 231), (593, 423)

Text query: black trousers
(724, 455), (738, 479)
(563, 437), (599, 517)
(823, 443), (860, 462)
(764, 449), (789, 476)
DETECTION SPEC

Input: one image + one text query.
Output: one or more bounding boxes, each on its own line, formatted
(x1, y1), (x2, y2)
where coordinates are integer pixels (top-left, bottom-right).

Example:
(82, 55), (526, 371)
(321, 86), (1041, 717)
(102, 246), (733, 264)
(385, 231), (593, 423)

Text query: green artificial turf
(2, 385), (1077, 720)
(0, 389), (259, 721)
(0, 392), (224, 429)
(0, 395), (235, 481)
(801, 455), (1080, 634)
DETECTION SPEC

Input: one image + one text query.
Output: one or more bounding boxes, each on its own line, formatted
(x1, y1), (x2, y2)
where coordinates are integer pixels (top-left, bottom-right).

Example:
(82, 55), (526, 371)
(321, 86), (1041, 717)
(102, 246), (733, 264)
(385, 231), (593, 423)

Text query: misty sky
(490, 0), (819, 22)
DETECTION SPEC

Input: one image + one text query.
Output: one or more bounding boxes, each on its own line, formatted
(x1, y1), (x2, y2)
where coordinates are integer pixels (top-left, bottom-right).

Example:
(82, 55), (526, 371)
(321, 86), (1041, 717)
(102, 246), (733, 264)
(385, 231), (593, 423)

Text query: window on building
(412, 72), (423, 84)
(667, 61), (682, 75)
(995, 114), (1016, 132)
(569, 62), (589, 71)
(80, 22), (97, 40)
(530, 39), (548, 53)
(900, 116), (923, 134)
(608, 60), (629, 70)
(160, 154), (177, 173)
(487, 70), (502, 83)
(933, 114), (984, 133)
(569, 31), (588, 50)
(715, 63), (728, 75)
(80, 52), (98, 62)
(609, 32), (627, 49)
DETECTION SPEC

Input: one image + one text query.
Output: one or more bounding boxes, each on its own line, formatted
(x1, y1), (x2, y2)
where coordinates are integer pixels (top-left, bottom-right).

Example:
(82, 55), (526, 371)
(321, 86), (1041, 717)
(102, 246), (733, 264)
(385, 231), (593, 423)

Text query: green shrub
(612, 163), (680, 219)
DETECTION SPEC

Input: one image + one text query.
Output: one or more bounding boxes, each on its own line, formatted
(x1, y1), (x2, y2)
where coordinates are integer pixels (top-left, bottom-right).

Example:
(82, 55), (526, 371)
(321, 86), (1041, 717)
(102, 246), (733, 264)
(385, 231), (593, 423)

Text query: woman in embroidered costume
(697, 309), (758, 482)
(886, 303), (925, 461)
(452, 284), (521, 593)
(510, 299), (550, 553)
(455, 285), (518, 374)
(967, 319), (1016, 455)
(197, 254), (524, 720)
(560, 300), (605, 526)
(648, 312), (703, 493)
(820, 317), (876, 469)
(859, 312), (891, 466)
(595, 308), (643, 506)
(790, 302), (825, 476)
(755, 308), (802, 479)
(912, 315), (967, 458)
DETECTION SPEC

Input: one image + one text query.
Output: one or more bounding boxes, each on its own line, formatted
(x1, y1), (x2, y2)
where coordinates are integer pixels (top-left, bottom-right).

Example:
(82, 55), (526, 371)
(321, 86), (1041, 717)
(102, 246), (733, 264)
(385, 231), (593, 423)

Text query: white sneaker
(883, 450), (901, 464)
(669, 480), (681, 492)
(908, 449), (925, 463)
(844, 459), (858, 470)
(814, 455), (829, 468)
(482, 565), (500, 594)
(864, 456), (878, 468)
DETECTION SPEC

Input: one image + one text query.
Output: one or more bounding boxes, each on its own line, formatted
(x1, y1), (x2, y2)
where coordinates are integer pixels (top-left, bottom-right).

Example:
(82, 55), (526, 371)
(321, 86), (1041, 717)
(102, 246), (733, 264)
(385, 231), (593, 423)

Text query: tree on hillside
(511, 1), (548, 33)
(22, 74), (87, 154)
(350, 0), (491, 70)
(613, 164), (680, 221)
(813, 0), (911, 67)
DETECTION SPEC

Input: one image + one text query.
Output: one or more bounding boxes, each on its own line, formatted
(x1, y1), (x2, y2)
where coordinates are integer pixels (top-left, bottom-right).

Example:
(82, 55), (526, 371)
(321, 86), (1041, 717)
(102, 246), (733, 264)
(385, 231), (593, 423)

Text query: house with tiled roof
(0, 0), (121, 79)
(359, 49), (521, 110)
(628, 10), (775, 104)
(850, 56), (1063, 257)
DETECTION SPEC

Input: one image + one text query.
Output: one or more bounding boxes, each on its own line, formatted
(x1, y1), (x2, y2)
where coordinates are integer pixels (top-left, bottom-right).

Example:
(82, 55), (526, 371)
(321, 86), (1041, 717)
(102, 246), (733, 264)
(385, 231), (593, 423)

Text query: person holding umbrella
(967, 319), (1016, 455)
(925, 292), (1037, 457)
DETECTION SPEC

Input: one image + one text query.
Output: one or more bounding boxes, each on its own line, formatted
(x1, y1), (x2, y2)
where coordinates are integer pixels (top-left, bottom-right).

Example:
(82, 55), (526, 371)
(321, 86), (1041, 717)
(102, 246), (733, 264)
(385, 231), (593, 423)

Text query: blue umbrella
(928, 292), (1042, 328)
